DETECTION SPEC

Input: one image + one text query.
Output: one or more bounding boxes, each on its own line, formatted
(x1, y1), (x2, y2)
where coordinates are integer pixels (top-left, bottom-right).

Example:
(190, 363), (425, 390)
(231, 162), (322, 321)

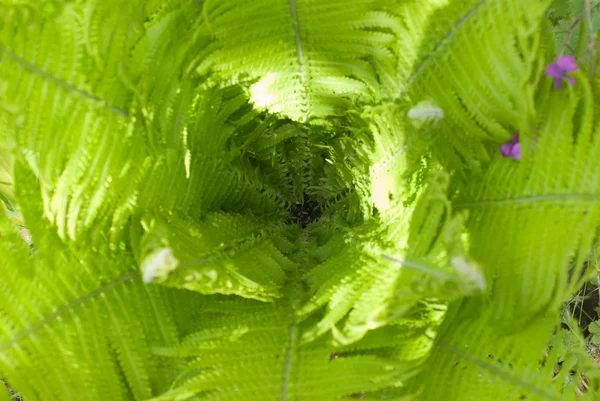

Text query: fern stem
(288, 0), (309, 121)
(435, 338), (563, 401)
(454, 193), (600, 208)
(0, 47), (128, 118)
(407, 0), (486, 86)
(280, 322), (297, 401)
(0, 272), (139, 351)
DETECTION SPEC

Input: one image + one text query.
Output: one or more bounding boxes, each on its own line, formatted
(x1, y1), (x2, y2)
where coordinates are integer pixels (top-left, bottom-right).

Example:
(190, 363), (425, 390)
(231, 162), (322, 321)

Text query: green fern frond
(0, 1), (291, 240)
(0, 1), (151, 239)
(399, 0), (551, 171)
(135, 86), (293, 223)
(148, 287), (433, 401)
(299, 173), (485, 345)
(414, 48), (600, 401)
(192, 0), (400, 122)
(0, 209), (182, 401)
(454, 71), (598, 325)
(137, 211), (294, 301)
(1, 0), (599, 400)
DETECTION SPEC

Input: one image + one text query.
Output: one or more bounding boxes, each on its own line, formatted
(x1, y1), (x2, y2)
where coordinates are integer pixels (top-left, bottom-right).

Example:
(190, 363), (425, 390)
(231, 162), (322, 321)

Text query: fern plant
(1, 0), (599, 400)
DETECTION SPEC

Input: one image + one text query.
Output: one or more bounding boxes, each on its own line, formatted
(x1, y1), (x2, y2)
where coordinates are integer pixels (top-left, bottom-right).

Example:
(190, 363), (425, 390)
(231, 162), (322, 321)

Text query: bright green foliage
(298, 174), (486, 345)
(195, 0), (400, 122)
(137, 212), (294, 301)
(399, 0), (550, 172)
(148, 287), (439, 401)
(1, 0), (600, 400)
(0, 171), (181, 401)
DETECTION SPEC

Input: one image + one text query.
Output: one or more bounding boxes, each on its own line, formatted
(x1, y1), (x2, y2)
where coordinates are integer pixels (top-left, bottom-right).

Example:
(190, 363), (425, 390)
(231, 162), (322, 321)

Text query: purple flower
(500, 132), (520, 161)
(546, 55), (577, 90)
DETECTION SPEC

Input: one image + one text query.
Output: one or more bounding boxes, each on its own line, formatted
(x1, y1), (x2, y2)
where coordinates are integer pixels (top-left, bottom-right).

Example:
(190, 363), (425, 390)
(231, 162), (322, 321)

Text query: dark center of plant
(291, 199), (320, 228)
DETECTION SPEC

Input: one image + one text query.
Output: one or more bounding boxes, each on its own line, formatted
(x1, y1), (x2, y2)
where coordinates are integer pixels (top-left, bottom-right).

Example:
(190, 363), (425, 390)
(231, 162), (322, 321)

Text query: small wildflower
(500, 132), (520, 161)
(546, 55), (577, 90)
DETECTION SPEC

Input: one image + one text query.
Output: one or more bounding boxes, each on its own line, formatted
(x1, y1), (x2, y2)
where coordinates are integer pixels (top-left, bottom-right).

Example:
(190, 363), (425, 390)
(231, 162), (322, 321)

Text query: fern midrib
(280, 321), (296, 401)
(0, 47), (128, 117)
(0, 271), (138, 351)
(435, 337), (563, 401)
(279, 232), (311, 401)
(371, 144), (407, 174)
(288, 0), (309, 122)
(406, 0), (486, 86)
(104, 288), (150, 399)
(453, 193), (600, 208)
(175, 230), (271, 269)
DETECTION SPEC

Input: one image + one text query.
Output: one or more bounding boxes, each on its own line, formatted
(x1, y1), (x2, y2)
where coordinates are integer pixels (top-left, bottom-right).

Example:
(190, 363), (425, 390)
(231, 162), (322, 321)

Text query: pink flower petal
(510, 143), (521, 160)
(546, 63), (562, 79)
(566, 76), (576, 86)
(500, 143), (513, 158)
(557, 55), (577, 72)
(554, 78), (563, 90)
(511, 132), (519, 144)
